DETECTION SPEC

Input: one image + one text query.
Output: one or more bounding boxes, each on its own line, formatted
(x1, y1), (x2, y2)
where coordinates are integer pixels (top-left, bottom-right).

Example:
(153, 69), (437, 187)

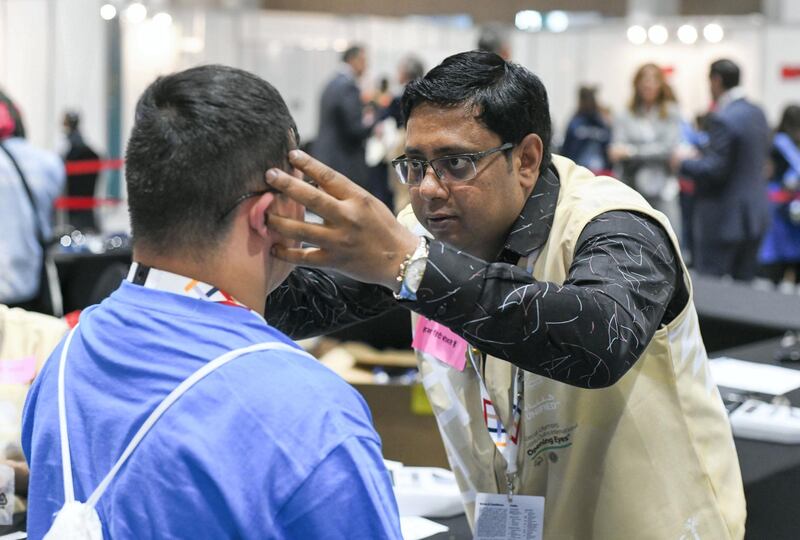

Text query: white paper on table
(709, 357), (800, 395)
(400, 516), (449, 540)
(0, 532), (27, 540)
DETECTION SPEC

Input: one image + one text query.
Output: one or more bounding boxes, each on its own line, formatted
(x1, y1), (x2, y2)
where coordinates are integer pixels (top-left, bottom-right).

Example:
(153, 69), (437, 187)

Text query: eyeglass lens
(397, 156), (477, 185)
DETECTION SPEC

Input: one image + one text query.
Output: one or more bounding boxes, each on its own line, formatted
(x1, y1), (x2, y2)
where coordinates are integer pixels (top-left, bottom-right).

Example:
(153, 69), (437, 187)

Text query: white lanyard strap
(468, 347), (523, 489)
(57, 325), (80, 503)
(56, 325), (314, 509)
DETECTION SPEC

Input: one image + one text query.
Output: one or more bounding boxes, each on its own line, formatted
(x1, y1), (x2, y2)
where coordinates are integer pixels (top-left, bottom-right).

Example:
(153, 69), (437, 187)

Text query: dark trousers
(694, 237), (762, 281)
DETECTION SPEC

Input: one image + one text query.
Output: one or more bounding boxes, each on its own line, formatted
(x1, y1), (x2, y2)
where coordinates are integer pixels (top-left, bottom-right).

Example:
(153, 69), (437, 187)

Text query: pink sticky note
(412, 316), (468, 371)
(0, 355), (37, 384)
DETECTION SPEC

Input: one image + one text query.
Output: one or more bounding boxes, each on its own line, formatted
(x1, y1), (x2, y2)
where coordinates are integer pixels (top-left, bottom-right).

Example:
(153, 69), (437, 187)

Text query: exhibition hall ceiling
(169, 0), (765, 23)
(255, 0), (763, 22)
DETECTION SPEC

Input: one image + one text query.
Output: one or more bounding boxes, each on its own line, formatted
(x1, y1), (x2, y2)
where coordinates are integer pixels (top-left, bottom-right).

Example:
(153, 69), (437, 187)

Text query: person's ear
(516, 133), (544, 190)
(248, 192), (277, 239)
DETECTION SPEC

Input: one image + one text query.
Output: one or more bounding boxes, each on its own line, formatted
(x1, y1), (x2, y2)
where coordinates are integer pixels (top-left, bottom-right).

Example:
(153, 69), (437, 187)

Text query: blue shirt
(0, 137), (65, 303)
(22, 281), (401, 539)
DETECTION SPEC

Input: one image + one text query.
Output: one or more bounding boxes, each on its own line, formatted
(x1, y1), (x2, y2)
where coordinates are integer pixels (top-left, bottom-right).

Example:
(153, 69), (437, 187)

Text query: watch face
(405, 258), (427, 293)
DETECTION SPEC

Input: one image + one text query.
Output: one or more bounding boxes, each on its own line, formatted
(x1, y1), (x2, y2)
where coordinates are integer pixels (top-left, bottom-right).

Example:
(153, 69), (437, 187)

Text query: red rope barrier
(65, 158), (124, 175)
(54, 197), (122, 210)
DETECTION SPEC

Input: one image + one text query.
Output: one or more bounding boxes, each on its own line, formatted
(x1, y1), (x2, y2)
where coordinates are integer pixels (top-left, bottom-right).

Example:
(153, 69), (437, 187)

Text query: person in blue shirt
(0, 90), (65, 307)
(21, 65), (402, 539)
(560, 85), (611, 174)
(759, 104), (800, 284)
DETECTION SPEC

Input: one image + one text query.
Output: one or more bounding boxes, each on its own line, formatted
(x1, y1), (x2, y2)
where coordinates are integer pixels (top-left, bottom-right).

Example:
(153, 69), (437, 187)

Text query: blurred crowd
(1, 32), (800, 319)
(313, 35), (800, 288)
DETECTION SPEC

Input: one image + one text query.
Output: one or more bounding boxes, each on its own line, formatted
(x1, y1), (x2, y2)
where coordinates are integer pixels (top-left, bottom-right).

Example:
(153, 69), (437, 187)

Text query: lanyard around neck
(128, 262), (256, 314)
(468, 346), (523, 498)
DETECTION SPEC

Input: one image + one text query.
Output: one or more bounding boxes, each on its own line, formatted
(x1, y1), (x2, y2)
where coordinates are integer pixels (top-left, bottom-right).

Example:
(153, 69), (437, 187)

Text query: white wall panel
(53, 0), (106, 154)
(763, 25), (800, 124)
(3, 4), (800, 167)
(0, 0), (50, 149)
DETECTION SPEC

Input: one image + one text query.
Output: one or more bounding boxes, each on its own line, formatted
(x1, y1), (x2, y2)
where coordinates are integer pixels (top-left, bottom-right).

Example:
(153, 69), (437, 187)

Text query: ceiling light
(648, 24), (668, 45)
(627, 25), (647, 45)
(153, 12), (172, 26)
(100, 4), (117, 20)
(515, 10), (542, 32)
(677, 24), (698, 44)
(703, 23), (724, 43)
(125, 2), (147, 24)
(546, 11), (569, 33)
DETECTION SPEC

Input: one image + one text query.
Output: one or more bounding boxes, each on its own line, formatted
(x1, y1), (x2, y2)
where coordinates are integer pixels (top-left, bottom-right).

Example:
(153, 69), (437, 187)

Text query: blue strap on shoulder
(774, 133), (800, 180)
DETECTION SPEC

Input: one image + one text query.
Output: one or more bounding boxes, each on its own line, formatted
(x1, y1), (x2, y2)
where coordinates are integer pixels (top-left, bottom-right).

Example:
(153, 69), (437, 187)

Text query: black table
(429, 337), (800, 539)
(714, 338), (800, 540)
(53, 248), (131, 313)
(692, 271), (800, 352)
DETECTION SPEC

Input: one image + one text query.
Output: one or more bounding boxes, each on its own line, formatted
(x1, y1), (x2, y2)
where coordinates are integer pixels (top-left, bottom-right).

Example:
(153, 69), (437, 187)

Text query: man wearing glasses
(265, 51), (745, 539)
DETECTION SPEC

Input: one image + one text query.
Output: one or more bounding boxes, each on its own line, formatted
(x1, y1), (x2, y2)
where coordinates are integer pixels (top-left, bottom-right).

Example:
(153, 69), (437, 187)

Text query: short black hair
(125, 64), (297, 257)
(710, 59), (740, 90)
(342, 45), (364, 63)
(402, 50), (552, 171)
(778, 104), (800, 136)
(64, 111), (80, 131)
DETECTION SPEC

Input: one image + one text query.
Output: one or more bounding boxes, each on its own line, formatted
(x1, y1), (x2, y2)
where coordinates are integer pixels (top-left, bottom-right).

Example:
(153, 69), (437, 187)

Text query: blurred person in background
(610, 63), (682, 227)
(382, 55), (426, 214)
(61, 110), (100, 231)
(758, 104), (800, 285)
(560, 85), (612, 174)
(675, 114), (712, 265)
(0, 90), (65, 310)
(477, 23), (512, 60)
(364, 76), (396, 209)
(674, 59), (771, 281)
(312, 44), (376, 190)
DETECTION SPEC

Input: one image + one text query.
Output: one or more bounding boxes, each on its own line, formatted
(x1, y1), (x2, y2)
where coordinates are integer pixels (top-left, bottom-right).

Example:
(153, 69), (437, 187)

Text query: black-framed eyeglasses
(217, 188), (278, 223)
(391, 142), (514, 186)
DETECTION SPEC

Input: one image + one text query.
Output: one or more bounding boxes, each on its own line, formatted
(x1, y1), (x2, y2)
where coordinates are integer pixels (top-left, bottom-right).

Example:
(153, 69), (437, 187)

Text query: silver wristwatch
(394, 236), (430, 301)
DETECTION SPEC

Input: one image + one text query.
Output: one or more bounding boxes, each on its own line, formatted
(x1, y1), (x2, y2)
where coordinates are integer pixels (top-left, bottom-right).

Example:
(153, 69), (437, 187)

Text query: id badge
(473, 492), (544, 540)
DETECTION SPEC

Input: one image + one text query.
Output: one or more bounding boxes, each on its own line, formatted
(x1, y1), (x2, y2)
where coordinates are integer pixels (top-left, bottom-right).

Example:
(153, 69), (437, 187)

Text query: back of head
(399, 56), (425, 85)
(342, 45), (364, 64)
(710, 59), (740, 90)
(401, 50), (552, 171)
(578, 86), (598, 115)
(125, 64), (297, 259)
(64, 110), (80, 132)
(778, 104), (800, 143)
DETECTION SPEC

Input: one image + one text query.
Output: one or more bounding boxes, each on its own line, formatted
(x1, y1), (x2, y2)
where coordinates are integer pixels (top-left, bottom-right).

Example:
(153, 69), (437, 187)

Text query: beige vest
(399, 155), (745, 540)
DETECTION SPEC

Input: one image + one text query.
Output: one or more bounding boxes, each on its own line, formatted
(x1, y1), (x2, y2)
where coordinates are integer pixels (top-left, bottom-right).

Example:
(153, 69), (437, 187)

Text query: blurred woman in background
(561, 85), (612, 175)
(759, 104), (800, 285)
(611, 63), (682, 227)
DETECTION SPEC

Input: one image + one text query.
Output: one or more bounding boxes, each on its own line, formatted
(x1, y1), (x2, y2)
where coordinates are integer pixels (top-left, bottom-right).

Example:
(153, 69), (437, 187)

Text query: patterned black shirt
(266, 166), (687, 388)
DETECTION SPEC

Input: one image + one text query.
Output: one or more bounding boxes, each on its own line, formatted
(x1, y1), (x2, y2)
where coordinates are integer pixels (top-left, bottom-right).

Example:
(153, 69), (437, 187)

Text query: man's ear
(516, 133), (544, 190)
(248, 192), (277, 239)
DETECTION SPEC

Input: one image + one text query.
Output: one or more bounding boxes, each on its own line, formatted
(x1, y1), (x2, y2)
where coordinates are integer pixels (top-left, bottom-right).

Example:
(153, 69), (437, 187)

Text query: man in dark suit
(312, 45), (374, 188)
(675, 59), (770, 281)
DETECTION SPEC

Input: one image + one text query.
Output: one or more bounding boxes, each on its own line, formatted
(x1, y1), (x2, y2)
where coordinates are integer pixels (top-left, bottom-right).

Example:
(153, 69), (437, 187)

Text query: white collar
(716, 86), (748, 111)
(338, 63), (358, 80)
(127, 262), (265, 322)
